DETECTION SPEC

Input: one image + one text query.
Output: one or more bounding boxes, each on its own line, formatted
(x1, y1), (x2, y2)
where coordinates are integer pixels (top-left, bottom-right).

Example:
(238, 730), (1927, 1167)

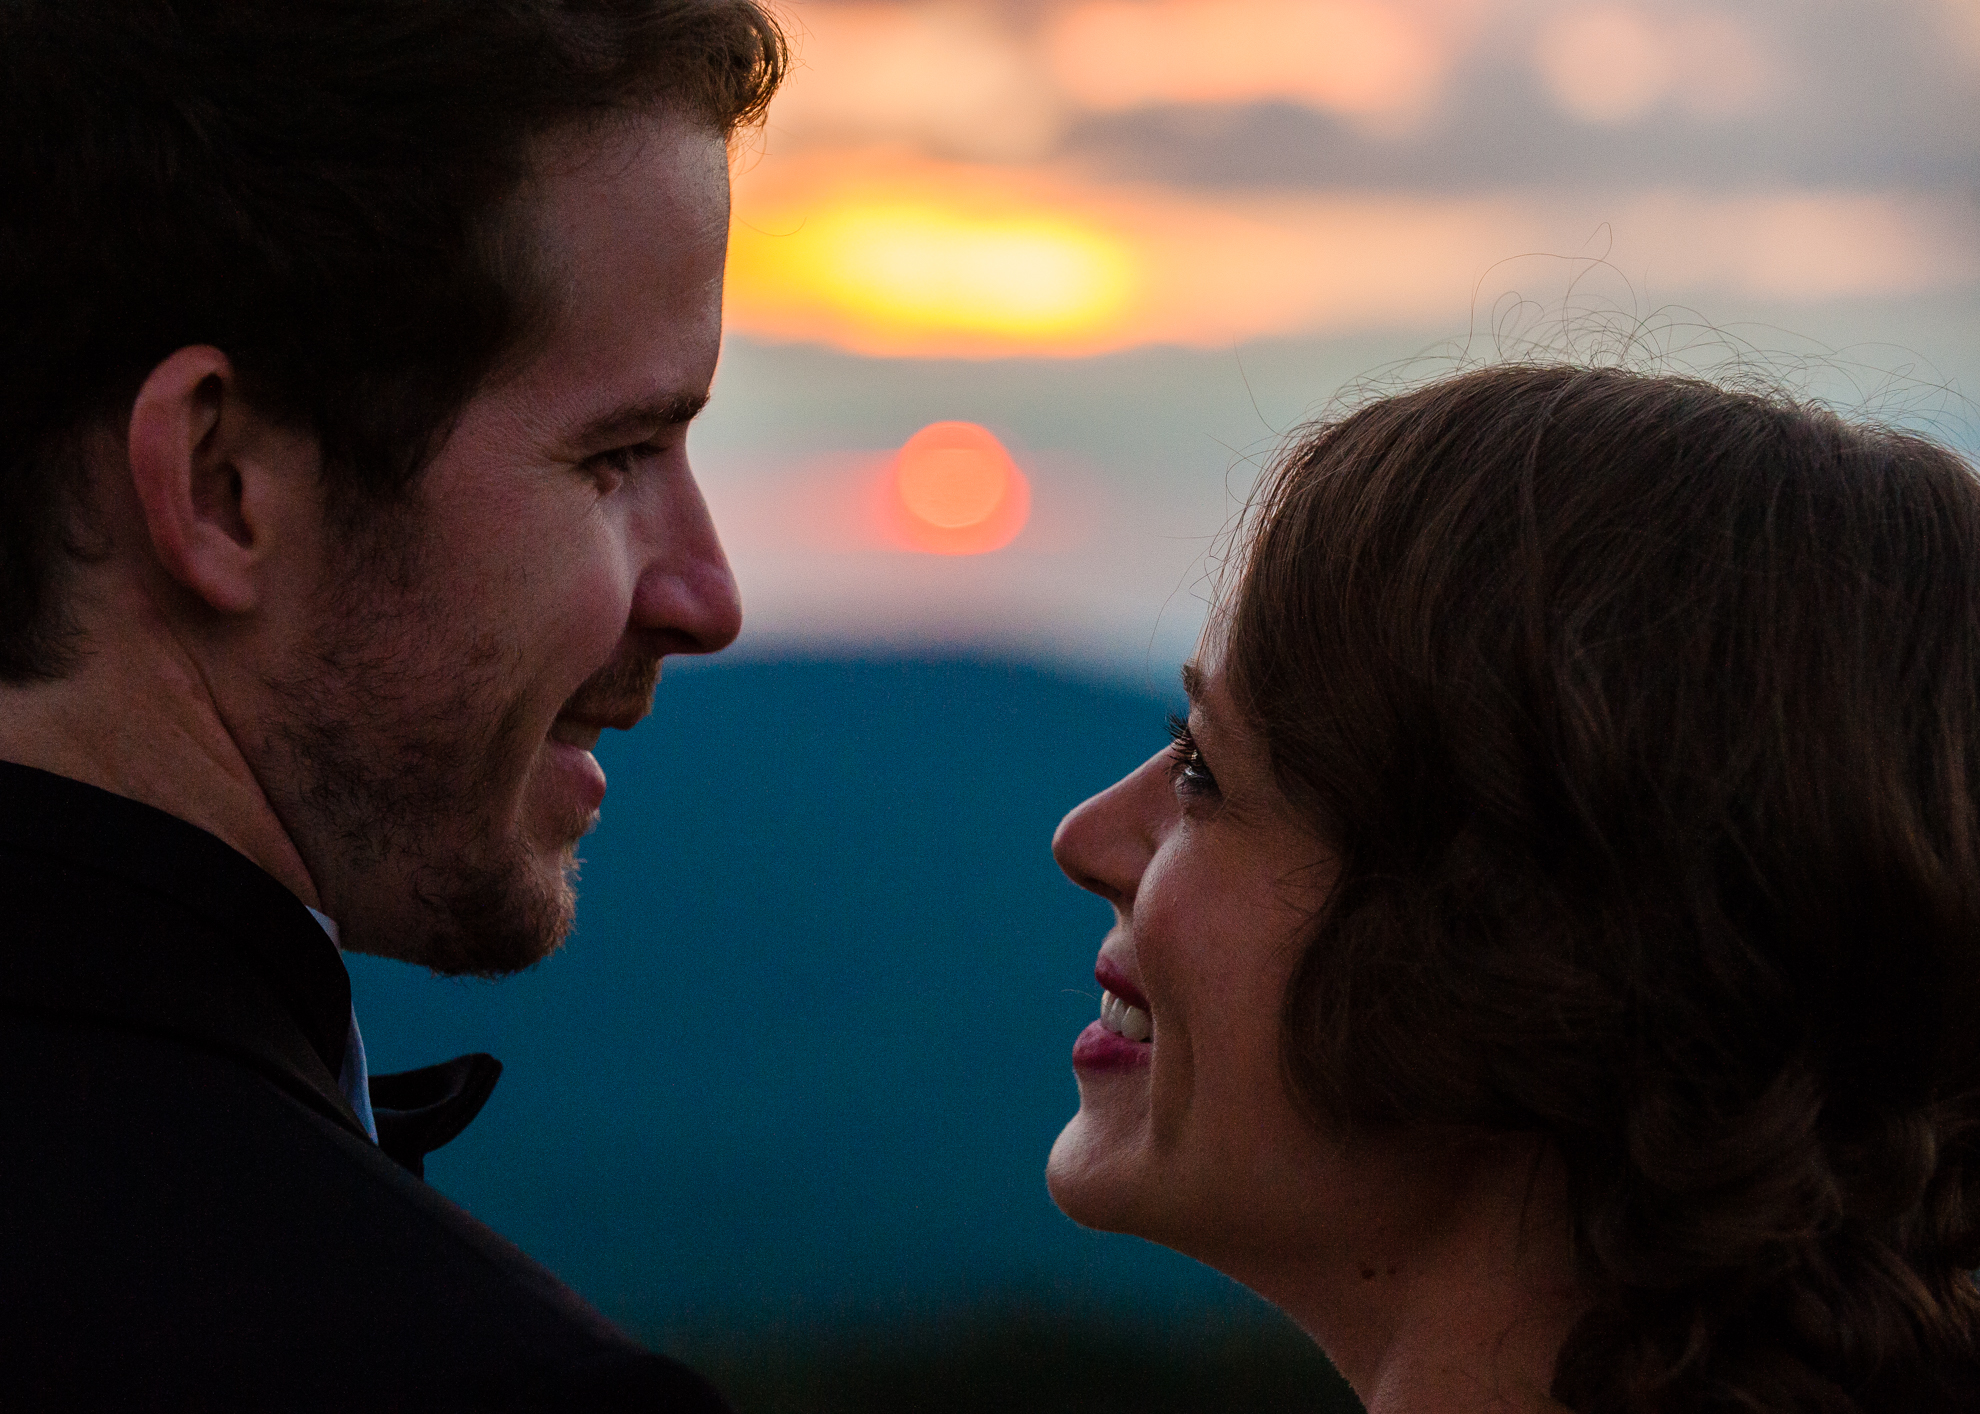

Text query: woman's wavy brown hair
(1224, 364), (1980, 1411)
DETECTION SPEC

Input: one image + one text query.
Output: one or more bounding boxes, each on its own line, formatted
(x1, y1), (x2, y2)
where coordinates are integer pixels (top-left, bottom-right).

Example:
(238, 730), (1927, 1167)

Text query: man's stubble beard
(264, 540), (581, 978)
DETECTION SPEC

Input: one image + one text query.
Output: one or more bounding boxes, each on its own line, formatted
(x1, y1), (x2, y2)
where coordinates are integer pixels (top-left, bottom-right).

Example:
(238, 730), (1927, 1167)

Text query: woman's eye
(1165, 712), (1221, 800)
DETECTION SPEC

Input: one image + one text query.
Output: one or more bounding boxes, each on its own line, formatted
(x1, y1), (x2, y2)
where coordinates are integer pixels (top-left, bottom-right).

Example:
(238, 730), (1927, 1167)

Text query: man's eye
(586, 444), (655, 488)
(1165, 712), (1220, 799)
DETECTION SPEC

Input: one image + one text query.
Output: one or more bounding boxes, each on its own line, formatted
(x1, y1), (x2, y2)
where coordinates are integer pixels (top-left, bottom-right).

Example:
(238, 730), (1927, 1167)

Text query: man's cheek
(556, 565), (639, 674)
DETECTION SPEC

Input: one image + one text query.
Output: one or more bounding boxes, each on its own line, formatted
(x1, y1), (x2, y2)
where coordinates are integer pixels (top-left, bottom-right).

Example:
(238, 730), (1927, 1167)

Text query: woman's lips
(1073, 1020), (1152, 1073)
(1074, 951), (1154, 1073)
(1094, 954), (1149, 1010)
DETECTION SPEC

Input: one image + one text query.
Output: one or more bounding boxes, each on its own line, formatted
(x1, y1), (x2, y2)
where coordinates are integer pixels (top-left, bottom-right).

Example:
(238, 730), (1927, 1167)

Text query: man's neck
(0, 618), (321, 910)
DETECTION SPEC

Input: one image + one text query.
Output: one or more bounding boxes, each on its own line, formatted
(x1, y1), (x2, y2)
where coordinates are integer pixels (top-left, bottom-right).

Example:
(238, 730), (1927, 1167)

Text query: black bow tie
(368, 1053), (503, 1178)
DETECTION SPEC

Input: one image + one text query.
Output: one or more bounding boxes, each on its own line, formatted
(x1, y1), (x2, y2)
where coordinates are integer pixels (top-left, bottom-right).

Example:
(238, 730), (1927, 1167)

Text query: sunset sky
(693, 0), (1980, 673)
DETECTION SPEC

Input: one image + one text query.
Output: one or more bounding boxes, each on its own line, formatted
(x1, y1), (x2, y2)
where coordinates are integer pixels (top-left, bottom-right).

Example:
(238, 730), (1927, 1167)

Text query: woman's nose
(1051, 748), (1174, 911)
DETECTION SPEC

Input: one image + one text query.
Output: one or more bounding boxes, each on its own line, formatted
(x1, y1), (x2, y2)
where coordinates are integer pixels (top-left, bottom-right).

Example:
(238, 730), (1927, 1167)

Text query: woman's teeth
(1099, 989), (1153, 1043)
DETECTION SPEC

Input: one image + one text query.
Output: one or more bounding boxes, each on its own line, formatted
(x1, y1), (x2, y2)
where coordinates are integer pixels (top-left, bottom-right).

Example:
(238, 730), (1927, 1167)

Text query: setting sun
(881, 422), (1032, 555)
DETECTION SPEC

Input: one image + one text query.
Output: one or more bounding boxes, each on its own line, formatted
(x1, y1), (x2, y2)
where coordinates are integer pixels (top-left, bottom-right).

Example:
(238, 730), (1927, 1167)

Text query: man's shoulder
(0, 1006), (729, 1412)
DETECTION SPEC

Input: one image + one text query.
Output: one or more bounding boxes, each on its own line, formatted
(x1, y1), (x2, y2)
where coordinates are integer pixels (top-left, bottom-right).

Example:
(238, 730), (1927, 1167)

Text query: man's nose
(628, 464), (743, 656)
(1051, 748), (1172, 911)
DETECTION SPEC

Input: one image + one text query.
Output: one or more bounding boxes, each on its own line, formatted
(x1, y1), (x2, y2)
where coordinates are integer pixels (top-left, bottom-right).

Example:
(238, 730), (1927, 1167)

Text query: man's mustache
(559, 654), (661, 725)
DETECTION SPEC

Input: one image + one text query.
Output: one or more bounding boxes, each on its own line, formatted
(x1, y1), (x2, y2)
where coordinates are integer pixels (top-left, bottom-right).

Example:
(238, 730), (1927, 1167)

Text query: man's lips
(548, 704), (647, 750)
(547, 719), (603, 750)
(542, 726), (610, 818)
(542, 672), (656, 822)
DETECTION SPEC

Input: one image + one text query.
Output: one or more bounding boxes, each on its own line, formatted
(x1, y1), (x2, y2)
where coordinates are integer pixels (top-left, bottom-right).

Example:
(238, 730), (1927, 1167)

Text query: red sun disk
(880, 421), (1032, 555)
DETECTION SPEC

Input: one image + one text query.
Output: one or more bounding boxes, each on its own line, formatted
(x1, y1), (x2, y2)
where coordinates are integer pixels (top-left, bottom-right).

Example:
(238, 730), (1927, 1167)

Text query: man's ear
(125, 346), (306, 615)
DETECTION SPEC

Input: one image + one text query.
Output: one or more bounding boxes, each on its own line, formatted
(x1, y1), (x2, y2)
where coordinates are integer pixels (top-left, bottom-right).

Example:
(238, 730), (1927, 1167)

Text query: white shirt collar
(304, 906), (376, 1143)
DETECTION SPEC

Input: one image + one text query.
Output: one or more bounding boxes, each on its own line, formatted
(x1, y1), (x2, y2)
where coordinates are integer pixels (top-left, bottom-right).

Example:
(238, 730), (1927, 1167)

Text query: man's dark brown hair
(0, 0), (785, 680)
(1227, 364), (1980, 1411)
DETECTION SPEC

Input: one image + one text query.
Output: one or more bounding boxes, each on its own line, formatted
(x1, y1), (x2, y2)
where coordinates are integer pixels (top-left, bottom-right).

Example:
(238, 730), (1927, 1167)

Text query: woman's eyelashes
(1165, 713), (1222, 802)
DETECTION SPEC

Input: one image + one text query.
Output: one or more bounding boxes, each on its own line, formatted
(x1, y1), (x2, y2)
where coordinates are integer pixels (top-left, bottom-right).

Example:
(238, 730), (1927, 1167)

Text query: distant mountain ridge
(347, 655), (1258, 1334)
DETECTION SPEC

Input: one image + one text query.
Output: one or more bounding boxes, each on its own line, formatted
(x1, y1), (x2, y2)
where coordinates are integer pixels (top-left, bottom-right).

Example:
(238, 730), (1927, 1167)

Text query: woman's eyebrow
(1180, 661), (1204, 702)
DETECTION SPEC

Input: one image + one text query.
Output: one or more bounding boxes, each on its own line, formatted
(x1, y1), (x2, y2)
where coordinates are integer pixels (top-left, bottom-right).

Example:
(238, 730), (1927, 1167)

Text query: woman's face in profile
(1046, 649), (1348, 1269)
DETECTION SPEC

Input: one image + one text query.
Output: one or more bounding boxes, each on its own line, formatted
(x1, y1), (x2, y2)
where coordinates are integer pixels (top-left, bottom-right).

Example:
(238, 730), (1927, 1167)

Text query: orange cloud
(771, 3), (1066, 160)
(1533, 5), (1779, 124)
(1043, 0), (1450, 120)
(1941, 0), (1980, 68)
(763, 0), (1501, 157)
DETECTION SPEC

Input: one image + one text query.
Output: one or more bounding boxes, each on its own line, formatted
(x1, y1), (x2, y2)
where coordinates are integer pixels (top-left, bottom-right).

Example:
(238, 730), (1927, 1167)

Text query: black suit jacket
(0, 762), (730, 1412)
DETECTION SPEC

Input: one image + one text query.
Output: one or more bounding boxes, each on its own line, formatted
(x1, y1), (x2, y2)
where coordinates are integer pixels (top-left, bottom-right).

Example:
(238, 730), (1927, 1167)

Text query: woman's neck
(1242, 1133), (1587, 1414)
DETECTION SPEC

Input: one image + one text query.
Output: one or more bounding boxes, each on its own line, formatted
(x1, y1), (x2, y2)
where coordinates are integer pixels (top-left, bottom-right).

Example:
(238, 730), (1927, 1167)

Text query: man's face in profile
(262, 110), (741, 975)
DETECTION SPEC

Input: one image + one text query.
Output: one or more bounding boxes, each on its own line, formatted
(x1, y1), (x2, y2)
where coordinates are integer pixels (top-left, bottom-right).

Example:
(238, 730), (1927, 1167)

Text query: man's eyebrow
(570, 390), (710, 447)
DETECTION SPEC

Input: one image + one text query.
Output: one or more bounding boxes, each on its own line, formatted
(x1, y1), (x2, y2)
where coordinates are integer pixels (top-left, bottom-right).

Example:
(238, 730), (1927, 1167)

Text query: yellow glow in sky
(728, 201), (1135, 349)
(726, 151), (1979, 358)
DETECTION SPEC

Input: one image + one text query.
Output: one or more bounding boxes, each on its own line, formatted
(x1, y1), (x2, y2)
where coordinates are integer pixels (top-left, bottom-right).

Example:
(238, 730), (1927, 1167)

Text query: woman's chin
(1046, 1105), (1156, 1234)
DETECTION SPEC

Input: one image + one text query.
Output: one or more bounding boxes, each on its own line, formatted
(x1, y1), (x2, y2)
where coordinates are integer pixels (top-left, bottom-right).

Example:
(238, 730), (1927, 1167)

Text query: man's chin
(336, 846), (578, 978)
